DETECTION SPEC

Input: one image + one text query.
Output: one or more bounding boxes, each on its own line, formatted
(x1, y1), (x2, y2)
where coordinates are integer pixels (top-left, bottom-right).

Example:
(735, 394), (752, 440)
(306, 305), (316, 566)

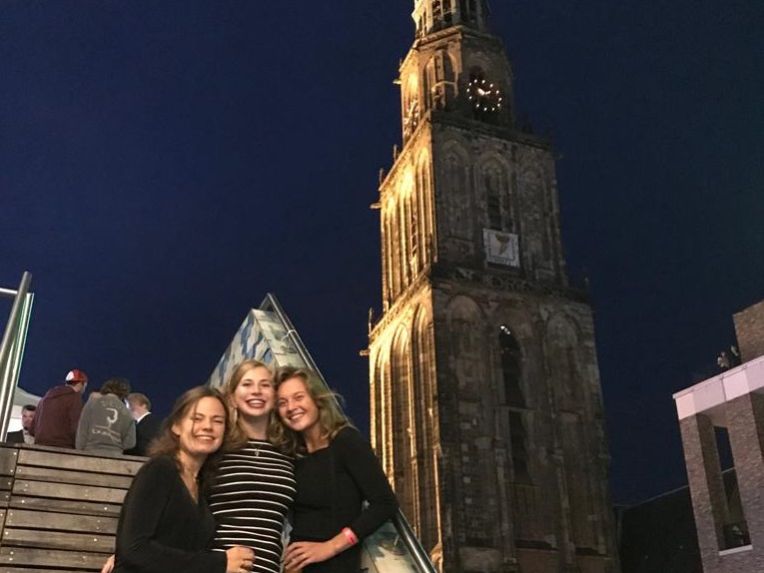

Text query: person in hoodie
(32, 369), (89, 448)
(76, 377), (136, 455)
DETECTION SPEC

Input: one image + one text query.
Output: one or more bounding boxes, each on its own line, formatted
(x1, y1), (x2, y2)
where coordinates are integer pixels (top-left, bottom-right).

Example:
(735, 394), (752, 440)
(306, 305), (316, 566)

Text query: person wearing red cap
(32, 369), (89, 448)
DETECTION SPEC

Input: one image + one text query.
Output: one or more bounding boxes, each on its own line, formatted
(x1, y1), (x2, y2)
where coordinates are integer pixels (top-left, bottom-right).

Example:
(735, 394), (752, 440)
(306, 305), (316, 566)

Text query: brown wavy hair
(100, 377), (131, 400)
(272, 366), (351, 456)
(222, 359), (283, 451)
(148, 386), (230, 489)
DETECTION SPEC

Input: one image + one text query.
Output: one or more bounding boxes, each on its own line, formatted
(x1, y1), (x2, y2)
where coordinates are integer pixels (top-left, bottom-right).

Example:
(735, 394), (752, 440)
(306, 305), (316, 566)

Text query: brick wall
(680, 395), (764, 572)
(733, 300), (764, 362)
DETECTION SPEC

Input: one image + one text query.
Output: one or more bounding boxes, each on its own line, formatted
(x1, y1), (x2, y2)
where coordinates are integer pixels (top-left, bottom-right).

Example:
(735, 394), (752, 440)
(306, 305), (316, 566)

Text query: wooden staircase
(0, 443), (144, 572)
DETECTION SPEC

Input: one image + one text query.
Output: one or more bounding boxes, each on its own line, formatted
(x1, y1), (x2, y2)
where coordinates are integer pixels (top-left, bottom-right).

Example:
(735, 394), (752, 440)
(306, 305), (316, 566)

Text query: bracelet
(341, 527), (358, 546)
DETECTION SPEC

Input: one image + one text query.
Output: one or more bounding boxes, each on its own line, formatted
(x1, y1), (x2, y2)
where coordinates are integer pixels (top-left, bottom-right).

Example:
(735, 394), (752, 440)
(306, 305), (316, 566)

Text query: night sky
(2, 1), (762, 505)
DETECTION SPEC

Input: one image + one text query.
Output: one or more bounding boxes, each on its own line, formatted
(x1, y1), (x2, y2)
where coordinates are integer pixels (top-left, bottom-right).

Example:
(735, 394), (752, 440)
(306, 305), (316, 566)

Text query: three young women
(274, 367), (398, 573)
(111, 386), (254, 573)
(111, 361), (393, 573)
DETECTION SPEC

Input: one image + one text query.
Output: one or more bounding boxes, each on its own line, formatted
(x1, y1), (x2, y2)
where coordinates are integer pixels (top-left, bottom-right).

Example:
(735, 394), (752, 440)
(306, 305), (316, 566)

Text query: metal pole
(1, 293), (34, 440)
(0, 272), (32, 440)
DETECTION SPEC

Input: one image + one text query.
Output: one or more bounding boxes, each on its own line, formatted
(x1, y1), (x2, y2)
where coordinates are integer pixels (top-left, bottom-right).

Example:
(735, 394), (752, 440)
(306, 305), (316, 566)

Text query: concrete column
(680, 413), (729, 560)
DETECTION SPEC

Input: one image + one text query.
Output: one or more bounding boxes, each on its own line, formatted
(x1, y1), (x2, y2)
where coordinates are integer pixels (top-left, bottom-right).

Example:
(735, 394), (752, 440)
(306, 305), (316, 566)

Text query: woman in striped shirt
(210, 359), (297, 573)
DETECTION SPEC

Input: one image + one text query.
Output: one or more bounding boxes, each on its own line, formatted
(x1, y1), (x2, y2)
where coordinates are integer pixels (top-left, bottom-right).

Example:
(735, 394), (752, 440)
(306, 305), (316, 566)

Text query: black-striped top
(209, 440), (296, 573)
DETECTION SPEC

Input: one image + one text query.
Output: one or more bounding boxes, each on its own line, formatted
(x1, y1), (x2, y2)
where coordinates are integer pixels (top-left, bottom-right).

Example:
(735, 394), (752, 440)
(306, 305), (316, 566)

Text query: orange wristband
(341, 527), (358, 546)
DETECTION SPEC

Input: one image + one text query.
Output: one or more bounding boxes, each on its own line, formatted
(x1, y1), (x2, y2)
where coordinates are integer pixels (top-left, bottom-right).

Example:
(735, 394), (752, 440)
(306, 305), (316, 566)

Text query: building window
(500, 325), (524, 407)
(500, 325), (531, 484)
(409, 195), (420, 275)
(509, 411), (530, 483)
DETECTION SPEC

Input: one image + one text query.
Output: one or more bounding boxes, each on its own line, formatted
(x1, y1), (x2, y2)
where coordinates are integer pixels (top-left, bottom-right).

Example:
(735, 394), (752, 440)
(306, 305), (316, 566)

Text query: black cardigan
(291, 426), (398, 571)
(114, 455), (226, 573)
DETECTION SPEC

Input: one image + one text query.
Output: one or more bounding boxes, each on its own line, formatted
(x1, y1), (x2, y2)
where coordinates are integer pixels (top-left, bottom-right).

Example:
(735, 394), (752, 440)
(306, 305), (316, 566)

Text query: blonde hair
(222, 359), (282, 451)
(272, 366), (351, 456)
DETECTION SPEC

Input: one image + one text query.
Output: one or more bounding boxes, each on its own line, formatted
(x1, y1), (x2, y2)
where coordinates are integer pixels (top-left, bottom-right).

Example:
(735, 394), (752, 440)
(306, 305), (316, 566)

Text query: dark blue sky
(2, 1), (762, 504)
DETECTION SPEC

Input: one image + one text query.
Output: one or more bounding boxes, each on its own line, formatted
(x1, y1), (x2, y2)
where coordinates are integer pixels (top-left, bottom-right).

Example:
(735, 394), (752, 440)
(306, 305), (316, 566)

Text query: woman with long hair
(209, 359), (297, 573)
(112, 386), (254, 573)
(274, 367), (398, 573)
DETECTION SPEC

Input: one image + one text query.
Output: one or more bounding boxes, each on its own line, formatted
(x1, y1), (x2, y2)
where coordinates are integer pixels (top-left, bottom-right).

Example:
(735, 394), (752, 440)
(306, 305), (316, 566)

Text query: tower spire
(412, 0), (488, 38)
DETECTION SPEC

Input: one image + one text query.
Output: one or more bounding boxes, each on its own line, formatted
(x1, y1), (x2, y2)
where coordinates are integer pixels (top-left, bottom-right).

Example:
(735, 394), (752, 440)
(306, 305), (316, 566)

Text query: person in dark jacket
(6, 405), (36, 444)
(32, 369), (88, 448)
(124, 393), (161, 456)
(76, 378), (136, 455)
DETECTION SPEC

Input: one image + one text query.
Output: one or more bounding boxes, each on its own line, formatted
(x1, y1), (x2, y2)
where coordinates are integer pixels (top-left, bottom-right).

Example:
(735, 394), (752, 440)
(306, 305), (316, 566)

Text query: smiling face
(172, 396), (227, 460)
(232, 366), (275, 419)
(277, 376), (320, 435)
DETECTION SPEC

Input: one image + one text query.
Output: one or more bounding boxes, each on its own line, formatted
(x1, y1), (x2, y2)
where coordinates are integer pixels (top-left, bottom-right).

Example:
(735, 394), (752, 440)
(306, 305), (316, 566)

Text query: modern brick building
(734, 300), (764, 363)
(674, 300), (764, 572)
(367, 2), (619, 571)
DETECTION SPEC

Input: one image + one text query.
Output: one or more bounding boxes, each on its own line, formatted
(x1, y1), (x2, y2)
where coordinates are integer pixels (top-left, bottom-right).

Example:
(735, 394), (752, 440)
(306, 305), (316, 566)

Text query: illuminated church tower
(368, 2), (619, 572)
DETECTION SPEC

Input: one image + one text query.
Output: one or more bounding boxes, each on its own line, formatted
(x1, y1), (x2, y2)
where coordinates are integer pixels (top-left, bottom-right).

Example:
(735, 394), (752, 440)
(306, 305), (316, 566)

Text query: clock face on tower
(467, 76), (503, 114)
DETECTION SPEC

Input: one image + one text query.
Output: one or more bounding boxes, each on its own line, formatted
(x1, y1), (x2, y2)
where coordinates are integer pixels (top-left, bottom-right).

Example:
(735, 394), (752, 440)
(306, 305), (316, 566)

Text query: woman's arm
(116, 457), (227, 573)
(336, 427), (398, 538)
(283, 428), (398, 571)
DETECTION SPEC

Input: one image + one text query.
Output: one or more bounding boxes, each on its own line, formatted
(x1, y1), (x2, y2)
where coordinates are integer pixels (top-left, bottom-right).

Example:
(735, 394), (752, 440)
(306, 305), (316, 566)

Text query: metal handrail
(0, 271), (33, 440)
(392, 509), (439, 573)
(259, 293), (327, 379)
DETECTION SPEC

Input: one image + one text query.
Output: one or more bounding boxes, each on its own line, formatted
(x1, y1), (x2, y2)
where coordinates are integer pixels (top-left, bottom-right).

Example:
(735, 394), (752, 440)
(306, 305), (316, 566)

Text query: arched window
(371, 353), (385, 459)
(500, 325), (524, 407)
(413, 310), (438, 551)
(409, 194), (420, 276)
(424, 52), (456, 111)
(500, 325), (531, 484)
(399, 199), (409, 287)
(508, 411), (530, 483)
(391, 332), (417, 526)
(416, 157), (433, 264)
(384, 210), (396, 301)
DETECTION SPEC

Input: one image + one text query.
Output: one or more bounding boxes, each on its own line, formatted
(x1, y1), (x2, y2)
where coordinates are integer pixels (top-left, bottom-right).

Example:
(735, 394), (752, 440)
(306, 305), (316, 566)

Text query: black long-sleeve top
(291, 427), (398, 572)
(113, 455), (226, 573)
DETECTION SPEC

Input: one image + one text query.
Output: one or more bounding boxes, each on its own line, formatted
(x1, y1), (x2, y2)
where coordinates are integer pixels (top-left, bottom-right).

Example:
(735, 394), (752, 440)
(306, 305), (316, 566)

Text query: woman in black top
(274, 367), (398, 573)
(112, 386), (254, 573)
